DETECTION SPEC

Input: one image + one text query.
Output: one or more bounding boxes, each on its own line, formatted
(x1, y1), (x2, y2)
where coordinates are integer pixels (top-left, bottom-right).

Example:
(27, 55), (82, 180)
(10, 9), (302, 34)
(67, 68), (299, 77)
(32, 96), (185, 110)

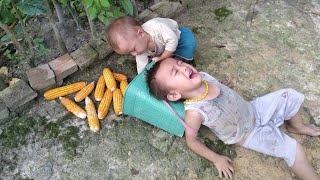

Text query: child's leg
(286, 108), (320, 137)
(290, 142), (319, 180)
(173, 27), (196, 61)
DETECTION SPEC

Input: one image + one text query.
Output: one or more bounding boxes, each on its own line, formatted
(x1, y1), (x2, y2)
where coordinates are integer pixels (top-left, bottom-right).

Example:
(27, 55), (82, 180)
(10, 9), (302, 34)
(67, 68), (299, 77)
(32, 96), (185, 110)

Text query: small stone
(9, 78), (20, 86)
(0, 66), (8, 76)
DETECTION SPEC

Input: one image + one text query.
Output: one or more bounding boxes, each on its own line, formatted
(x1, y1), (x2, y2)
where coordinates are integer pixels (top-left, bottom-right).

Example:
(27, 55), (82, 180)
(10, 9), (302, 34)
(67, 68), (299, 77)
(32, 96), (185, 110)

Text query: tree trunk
(43, 0), (67, 54)
(66, 0), (84, 30)
(82, 0), (96, 39)
(0, 22), (25, 53)
(10, 0), (35, 67)
(52, 0), (66, 25)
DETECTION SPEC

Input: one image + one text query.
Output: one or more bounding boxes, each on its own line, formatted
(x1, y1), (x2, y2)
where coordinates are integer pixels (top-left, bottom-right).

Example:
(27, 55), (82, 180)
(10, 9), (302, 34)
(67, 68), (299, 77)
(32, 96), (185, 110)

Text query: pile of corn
(43, 68), (128, 132)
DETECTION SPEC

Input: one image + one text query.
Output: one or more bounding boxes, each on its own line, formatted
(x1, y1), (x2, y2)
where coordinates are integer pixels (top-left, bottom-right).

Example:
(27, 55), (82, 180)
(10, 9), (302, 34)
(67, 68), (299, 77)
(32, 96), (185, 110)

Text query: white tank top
(185, 72), (255, 144)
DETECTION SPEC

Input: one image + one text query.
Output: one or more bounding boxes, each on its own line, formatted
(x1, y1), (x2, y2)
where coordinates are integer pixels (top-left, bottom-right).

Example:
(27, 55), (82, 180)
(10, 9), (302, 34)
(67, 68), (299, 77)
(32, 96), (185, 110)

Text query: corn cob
(59, 97), (86, 119)
(120, 81), (128, 95)
(113, 88), (123, 115)
(94, 76), (105, 101)
(85, 97), (100, 132)
(44, 82), (86, 100)
(103, 68), (116, 91)
(98, 89), (113, 119)
(74, 81), (95, 102)
(112, 72), (127, 82)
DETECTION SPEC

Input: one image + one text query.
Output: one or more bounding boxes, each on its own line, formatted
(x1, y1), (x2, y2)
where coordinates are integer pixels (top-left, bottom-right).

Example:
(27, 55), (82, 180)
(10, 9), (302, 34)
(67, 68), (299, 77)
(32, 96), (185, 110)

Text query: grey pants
(242, 88), (304, 167)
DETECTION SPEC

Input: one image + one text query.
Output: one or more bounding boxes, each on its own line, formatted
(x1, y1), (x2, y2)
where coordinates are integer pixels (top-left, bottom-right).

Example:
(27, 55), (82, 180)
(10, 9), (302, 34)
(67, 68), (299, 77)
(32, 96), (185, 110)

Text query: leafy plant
(0, 0), (15, 24)
(84, 0), (133, 25)
(0, 34), (11, 46)
(16, 0), (47, 16)
(3, 49), (15, 60)
(33, 38), (50, 57)
(0, 0), (25, 53)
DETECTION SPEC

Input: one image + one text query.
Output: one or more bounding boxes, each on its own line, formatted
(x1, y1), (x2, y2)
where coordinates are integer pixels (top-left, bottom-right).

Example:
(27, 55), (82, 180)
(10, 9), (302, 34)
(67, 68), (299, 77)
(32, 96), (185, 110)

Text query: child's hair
(145, 61), (170, 101)
(105, 16), (140, 50)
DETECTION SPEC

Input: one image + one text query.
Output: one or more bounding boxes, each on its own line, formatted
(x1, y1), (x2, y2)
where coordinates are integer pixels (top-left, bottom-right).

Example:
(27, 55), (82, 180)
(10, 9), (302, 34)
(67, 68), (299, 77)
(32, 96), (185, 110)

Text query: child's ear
(167, 91), (181, 102)
(137, 28), (145, 37)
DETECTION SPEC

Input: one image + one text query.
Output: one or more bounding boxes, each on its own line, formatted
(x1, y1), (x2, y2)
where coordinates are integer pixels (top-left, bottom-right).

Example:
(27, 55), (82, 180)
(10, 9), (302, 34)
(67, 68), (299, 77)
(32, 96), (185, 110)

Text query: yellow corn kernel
(59, 97), (86, 119)
(44, 82), (86, 100)
(120, 81), (128, 95)
(85, 97), (100, 132)
(103, 68), (116, 91)
(98, 89), (113, 119)
(94, 76), (105, 101)
(112, 72), (128, 82)
(74, 81), (95, 102)
(113, 88), (123, 116)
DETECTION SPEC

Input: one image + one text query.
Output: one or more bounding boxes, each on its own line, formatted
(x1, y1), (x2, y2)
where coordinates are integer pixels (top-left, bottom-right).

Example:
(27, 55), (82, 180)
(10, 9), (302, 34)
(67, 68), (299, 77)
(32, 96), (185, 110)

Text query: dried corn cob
(85, 97), (100, 132)
(74, 81), (95, 102)
(44, 82), (86, 100)
(112, 72), (127, 82)
(113, 88), (123, 115)
(98, 89), (113, 119)
(59, 97), (86, 119)
(94, 76), (105, 101)
(120, 81), (128, 95)
(103, 68), (116, 91)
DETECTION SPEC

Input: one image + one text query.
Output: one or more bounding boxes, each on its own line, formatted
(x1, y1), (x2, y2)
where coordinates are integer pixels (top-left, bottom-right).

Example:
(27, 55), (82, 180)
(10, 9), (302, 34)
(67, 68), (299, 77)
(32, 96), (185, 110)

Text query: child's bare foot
(287, 124), (320, 137)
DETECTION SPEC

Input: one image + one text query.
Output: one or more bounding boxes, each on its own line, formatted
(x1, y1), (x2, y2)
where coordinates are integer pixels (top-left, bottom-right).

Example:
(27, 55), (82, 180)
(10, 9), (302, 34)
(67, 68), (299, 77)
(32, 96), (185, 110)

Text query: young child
(145, 58), (320, 180)
(105, 16), (196, 74)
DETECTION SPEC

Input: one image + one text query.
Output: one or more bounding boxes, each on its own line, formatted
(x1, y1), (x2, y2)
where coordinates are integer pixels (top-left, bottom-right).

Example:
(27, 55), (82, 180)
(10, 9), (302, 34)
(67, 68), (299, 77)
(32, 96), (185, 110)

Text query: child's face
(114, 29), (149, 56)
(155, 58), (202, 99)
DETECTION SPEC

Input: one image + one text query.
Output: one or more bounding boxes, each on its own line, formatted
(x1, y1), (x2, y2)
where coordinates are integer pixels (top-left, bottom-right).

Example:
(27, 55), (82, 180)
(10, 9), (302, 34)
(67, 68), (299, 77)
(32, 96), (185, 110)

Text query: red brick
(49, 53), (78, 82)
(26, 64), (56, 91)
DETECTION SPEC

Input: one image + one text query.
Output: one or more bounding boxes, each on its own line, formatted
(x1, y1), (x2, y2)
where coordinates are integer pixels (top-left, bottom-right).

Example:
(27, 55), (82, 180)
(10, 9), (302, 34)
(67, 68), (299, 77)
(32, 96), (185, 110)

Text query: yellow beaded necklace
(184, 80), (209, 103)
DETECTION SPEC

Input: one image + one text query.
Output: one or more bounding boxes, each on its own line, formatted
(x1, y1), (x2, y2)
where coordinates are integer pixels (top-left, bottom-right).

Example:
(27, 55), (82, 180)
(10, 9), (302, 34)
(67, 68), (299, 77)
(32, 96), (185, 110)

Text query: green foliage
(100, 0), (109, 8)
(0, 9), (15, 23)
(84, 0), (132, 25)
(2, 49), (15, 60)
(1, 35), (17, 61)
(0, 0), (15, 24)
(15, 22), (23, 35)
(16, 0), (47, 16)
(33, 38), (50, 57)
(0, 34), (11, 46)
(83, 0), (93, 7)
(119, 0), (133, 16)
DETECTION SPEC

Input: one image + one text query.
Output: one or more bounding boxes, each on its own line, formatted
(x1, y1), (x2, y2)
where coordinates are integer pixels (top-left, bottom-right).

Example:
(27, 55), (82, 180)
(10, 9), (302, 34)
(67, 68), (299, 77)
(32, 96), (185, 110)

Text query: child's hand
(220, 79), (236, 89)
(152, 56), (162, 62)
(213, 155), (234, 179)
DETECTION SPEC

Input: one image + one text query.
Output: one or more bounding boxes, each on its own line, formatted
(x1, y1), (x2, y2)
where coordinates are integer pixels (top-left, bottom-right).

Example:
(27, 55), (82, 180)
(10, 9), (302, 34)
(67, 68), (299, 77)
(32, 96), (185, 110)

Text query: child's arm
(136, 54), (149, 74)
(152, 50), (173, 62)
(185, 110), (234, 179)
(152, 21), (179, 62)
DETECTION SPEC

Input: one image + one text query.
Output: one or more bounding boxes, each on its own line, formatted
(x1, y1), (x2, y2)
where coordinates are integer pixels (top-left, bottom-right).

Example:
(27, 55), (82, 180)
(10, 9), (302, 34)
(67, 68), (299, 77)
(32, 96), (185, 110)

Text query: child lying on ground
(145, 58), (320, 179)
(105, 16), (196, 74)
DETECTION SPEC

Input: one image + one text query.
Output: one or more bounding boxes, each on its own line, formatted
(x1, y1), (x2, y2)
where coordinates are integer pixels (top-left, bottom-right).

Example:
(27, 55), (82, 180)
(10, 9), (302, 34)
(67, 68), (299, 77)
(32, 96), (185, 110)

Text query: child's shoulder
(144, 17), (177, 26)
